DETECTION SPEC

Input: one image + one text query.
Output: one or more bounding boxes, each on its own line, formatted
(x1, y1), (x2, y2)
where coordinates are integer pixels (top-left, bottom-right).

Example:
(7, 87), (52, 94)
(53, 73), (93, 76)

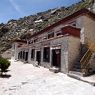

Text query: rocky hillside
(0, 0), (94, 54)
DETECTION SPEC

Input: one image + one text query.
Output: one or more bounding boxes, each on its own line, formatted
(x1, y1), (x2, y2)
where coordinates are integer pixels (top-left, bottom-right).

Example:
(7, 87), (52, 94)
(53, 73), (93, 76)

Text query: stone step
(68, 71), (83, 80)
(69, 71), (83, 76)
(49, 67), (60, 73)
(68, 71), (95, 86)
(73, 68), (81, 72)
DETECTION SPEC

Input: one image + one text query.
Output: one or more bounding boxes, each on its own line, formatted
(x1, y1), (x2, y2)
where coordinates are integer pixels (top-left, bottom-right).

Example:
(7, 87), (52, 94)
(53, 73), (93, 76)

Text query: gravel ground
(0, 59), (95, 95)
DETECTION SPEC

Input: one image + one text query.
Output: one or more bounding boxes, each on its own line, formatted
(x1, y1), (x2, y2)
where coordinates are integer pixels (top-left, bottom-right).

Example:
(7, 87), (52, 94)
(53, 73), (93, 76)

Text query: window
(43, 36), (48, 40)
(68, 21), (76, 27)
(31, 40), (33, 44)
(56, 31), (62, 36)
(48, 32), (54, 39)
(72, 23), (76, 26)
(31, 49), (35, 59)
(43, 47), (50, 62)
(34, 38), (38, 43)
(28, 40), (33, 44)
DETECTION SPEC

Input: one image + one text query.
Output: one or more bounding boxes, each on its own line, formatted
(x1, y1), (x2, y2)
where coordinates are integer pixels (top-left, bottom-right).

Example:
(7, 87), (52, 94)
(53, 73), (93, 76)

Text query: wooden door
(52, 49), (61, 68)
(36, 51), (41, 65)
(25, 52), (28, 61)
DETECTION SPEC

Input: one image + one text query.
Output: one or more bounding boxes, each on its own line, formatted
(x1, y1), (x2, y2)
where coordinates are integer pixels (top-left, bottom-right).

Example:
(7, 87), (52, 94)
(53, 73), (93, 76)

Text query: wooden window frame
(43, 47), (50, 62)
(31, 49), (35, 59)
(48, 32), (54, 39)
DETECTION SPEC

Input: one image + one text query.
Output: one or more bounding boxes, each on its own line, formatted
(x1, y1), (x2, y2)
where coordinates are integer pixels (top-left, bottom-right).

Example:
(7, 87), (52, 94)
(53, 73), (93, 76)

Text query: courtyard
(0, 59), (95, 95)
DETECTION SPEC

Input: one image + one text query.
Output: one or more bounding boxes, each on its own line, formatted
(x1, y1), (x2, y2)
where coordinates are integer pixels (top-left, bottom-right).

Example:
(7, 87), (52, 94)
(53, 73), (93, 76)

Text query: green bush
(0, 57), (10, 75)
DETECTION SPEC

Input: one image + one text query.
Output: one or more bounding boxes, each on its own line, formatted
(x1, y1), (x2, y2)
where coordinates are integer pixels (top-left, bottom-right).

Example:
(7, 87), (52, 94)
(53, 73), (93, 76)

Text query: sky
(0, 0), (81, 23)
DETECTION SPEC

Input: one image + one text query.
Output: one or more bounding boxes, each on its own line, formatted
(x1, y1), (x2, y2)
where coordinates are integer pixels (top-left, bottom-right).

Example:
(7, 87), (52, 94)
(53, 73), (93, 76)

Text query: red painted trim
(61, 26), (80, 38)
(13, 40), (27, 43)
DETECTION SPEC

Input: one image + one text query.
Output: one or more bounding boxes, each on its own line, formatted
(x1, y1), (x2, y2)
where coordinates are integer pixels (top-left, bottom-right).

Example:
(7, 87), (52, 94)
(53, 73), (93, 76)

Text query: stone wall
(28, 36), (69, 73)
(1, 49), (12, 59)
(83, 15), (95, 45)
(68, 36), (80, 71)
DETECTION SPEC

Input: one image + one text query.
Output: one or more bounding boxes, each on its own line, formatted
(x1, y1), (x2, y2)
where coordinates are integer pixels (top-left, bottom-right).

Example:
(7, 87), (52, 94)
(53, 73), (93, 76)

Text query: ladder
(80, 43), (95, 75)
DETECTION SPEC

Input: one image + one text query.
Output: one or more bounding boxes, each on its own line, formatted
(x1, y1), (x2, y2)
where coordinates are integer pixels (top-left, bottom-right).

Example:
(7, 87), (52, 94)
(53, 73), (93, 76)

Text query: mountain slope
(0, 0), (94, 54)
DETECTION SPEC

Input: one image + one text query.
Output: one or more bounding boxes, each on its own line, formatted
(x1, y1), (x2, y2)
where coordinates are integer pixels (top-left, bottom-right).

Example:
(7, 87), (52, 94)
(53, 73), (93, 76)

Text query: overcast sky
(0, 0), (81, 23)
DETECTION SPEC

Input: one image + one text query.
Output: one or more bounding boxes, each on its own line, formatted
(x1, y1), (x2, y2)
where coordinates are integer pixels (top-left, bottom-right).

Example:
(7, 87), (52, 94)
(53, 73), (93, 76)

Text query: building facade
(12, 9), (95, 75)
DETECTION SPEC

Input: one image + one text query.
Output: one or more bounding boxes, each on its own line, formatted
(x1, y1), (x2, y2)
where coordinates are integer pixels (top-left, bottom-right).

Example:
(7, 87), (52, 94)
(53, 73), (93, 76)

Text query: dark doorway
(23, 51), (25, 60)
(18, 52), (20, 59)
(43, 47), (50, 62)
(52, 49), (61, 69)
(20, 51), (23, 59)
(25, 52), (28, 62)
(36, 51), (41, 65)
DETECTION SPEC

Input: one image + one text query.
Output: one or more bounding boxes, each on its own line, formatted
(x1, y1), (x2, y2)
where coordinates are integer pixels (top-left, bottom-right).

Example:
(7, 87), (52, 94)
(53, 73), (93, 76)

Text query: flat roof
(30, 8), (95, 38)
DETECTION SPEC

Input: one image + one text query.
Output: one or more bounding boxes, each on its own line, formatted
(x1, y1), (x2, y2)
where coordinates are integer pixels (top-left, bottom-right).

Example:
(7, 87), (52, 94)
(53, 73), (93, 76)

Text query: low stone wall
(1, 49), (12, 59)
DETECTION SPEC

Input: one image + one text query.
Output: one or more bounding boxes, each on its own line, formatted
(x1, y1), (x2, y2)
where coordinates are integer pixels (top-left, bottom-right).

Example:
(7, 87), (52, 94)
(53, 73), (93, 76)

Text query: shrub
(0, 57), (10, 75)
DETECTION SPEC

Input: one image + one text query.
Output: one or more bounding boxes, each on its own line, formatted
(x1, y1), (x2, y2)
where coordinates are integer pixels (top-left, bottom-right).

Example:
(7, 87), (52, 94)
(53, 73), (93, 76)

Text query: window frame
(56, 30), (62, 36)
(48, 32), (54, 39)
(31, 49), (35, 59)
(43, 47), (50, 62)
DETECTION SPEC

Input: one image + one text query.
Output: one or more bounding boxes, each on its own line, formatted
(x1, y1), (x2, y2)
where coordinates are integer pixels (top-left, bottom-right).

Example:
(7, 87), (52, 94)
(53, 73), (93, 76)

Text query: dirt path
(0, 59), (95, 95)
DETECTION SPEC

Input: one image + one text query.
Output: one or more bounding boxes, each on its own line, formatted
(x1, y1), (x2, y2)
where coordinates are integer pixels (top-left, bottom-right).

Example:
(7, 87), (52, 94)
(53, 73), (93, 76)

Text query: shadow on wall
(69, 43), (88, 71)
